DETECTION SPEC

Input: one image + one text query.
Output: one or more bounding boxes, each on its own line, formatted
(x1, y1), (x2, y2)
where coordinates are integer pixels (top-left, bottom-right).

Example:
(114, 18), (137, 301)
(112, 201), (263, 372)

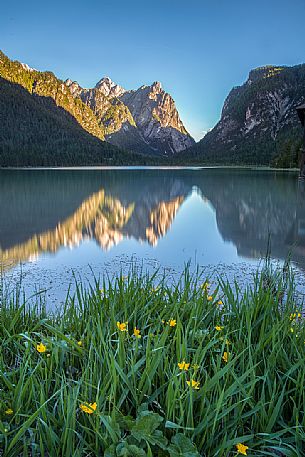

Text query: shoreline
(0, 165), (300, 172)
(3, 256), (305, 310)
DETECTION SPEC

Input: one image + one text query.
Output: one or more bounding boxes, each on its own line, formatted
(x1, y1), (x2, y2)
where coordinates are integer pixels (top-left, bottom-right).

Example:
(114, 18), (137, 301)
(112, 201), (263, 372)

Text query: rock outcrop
(185, 64), (305, 165)
(66, 78), (195, 155)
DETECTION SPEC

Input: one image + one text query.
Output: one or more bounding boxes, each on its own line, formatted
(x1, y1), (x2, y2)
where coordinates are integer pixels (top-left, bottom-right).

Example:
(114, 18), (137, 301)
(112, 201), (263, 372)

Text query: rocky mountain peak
(65, 72), (194, 155)
(65, 79), (83, 97)
(151, 81), (162, 91)
(95, 76), (126, 98)
(119, 81), (195, 154)
(20, 62), (35, 72)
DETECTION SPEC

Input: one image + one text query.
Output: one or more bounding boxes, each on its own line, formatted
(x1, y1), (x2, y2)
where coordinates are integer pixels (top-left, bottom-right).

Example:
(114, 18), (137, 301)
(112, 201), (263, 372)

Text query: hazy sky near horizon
(1, 0), (305, 141)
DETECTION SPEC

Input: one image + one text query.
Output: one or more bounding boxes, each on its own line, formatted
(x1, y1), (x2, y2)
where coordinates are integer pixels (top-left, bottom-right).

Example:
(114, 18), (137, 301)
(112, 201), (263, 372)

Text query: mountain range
(0, 50), (305, 167)
(0, 51), (193, 166)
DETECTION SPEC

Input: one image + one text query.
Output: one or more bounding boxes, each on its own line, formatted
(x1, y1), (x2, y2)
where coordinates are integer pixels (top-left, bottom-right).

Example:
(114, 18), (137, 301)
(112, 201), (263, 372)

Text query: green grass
(1, 265), (305, 456)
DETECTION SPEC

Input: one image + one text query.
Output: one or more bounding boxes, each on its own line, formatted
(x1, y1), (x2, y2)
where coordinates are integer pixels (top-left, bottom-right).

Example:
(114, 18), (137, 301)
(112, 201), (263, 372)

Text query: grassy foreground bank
(0, 267), (305, 456)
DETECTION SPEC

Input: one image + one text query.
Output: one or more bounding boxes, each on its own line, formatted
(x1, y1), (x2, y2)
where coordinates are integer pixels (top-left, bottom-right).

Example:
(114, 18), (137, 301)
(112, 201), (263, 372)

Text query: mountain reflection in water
(1, 168), (305, 272)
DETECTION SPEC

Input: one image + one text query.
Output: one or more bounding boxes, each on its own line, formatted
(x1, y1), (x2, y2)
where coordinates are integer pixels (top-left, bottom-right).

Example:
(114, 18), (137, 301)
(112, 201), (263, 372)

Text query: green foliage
(271, 136), (302, 168)
(104, 406), (198, 456)
(168, 433), (200, 456)
(1, 265), (305, 455)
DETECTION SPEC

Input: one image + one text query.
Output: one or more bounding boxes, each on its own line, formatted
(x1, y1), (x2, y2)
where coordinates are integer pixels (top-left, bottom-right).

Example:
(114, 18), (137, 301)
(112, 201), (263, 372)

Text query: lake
(1, 167), (305, 303)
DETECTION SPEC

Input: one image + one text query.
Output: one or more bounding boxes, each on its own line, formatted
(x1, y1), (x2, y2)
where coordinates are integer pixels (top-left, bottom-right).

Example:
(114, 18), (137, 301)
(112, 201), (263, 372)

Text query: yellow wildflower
(178, 361), (190, 371)
(222, 351), (229, 363)
(168, 319), (176, 327)
(290, 312), (302, 320)
(236, 443), (249, 455)
(77, 341), (83, 347)
(80, 402), (97, 414)
(117, 321), (128, 332)
(186, 379), (200, 390)
(36, 342), (47, 353)
(217, 300), (223, 305)
(5, 408), (13, 415)
(133, 327), (141, 338)
(151, 286), (160, 292)
(215, 325), (224, 331)
(207, 295), (213, 301)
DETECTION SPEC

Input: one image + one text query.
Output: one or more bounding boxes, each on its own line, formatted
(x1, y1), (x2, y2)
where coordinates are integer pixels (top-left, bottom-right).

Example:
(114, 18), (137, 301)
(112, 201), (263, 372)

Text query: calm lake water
(1, 167), (305, 303)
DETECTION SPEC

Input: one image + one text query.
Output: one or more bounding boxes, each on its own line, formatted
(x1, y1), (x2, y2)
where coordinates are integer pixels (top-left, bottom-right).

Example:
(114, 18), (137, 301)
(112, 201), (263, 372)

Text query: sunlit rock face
(95, 77), (126, 98)
(65, 78), (195, 155)
(185, 64), (305, 164)
(65, 79), (135, 135)
(120, 81), (195, 154)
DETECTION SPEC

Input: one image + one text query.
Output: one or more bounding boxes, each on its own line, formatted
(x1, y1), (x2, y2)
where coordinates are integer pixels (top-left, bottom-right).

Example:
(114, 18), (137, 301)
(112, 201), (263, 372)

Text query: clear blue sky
(1, 0), (304, 141)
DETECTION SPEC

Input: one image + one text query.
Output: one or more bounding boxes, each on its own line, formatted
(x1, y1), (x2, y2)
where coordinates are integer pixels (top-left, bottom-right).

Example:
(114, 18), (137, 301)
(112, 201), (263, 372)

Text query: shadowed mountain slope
(183, 65), (305, 166)
(0, 77), (128, 166)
